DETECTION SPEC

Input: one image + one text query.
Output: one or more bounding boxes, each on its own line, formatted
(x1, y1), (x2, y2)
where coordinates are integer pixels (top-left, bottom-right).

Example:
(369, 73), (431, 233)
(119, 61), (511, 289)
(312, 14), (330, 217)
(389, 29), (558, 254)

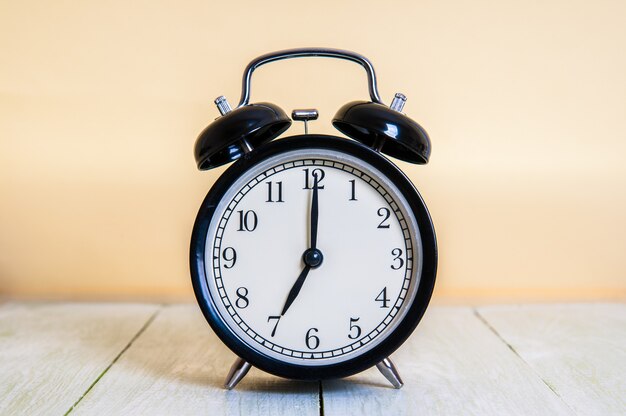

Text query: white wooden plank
(0, 302), (158, 416)
(477, 303), (626, 416)
(321, 307), (574, 416)
(71, 304), (320, 416)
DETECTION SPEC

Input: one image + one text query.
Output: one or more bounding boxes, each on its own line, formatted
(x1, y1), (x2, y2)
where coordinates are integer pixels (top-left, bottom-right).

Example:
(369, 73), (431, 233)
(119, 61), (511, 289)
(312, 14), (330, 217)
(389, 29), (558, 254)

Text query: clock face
(201, 145), (423, 366)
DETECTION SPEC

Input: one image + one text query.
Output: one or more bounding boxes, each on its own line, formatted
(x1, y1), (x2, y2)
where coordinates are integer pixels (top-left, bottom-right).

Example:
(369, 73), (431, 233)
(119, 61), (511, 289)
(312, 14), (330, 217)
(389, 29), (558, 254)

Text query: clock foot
(376, 357), (404, 389)
(224, 357), (252, 390)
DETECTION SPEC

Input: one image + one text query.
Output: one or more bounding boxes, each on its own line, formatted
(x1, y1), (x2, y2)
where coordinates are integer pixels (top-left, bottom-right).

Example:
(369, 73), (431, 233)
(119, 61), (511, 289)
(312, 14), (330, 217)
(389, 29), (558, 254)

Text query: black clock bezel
(190, 134), (437, 380)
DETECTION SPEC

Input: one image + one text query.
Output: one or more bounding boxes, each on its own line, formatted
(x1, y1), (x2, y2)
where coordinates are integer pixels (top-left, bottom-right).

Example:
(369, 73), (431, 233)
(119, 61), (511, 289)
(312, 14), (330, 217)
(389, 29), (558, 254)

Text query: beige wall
(1, 0), (625, 301)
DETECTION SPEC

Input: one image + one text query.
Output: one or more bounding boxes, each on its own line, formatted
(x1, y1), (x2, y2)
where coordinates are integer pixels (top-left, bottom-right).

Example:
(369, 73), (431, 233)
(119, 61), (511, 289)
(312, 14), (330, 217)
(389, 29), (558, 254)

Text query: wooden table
(0, 302), (623, 415)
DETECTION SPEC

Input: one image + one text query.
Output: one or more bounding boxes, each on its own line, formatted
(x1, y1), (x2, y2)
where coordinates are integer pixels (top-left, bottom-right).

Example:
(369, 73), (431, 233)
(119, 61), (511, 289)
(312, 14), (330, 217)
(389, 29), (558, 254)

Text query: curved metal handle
(237, 47), (383, 107)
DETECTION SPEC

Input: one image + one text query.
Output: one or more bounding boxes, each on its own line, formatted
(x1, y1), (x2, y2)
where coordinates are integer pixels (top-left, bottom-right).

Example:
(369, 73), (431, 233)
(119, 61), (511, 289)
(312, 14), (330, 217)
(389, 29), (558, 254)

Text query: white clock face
(204, 148), (422, 366)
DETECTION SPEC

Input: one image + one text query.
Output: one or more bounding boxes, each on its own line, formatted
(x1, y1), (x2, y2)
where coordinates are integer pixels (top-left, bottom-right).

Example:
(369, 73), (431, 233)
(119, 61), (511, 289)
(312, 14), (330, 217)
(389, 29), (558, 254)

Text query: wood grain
(0, 302), (158, 416)
(3, 303), (622, 415)
(70, 304), (320, 416)
(478, 303), (626, 416)
(321, 307), (574, 416)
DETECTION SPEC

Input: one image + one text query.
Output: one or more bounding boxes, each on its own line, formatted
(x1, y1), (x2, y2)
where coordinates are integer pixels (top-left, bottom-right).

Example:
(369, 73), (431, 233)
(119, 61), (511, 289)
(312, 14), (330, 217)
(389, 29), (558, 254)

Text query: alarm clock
(190, 48), (437, 390)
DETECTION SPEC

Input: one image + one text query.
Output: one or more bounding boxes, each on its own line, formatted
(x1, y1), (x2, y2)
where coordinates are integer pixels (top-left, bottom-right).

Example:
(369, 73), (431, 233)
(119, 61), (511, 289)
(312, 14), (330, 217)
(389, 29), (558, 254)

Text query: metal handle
(237, 47), (383, 107)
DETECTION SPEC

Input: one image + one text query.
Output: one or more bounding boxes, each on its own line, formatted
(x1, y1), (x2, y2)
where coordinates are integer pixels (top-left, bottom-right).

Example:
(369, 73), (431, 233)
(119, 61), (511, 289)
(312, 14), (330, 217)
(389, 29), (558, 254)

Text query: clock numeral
(305, 327), (320, 350)
(349, 179), (357, 201)
(377, 207), (391, 228)
(303, 168), (325, 189)
(267, 315), (281, 337)
(235, 287), (249, 309)
(348, 317), (361, 339)
(237, 210), (258, 232)
(375, 287), (390, 308)
(391, 248), (404, 270)
(221, 247), (237, 269)
(266, 181), (284, 203)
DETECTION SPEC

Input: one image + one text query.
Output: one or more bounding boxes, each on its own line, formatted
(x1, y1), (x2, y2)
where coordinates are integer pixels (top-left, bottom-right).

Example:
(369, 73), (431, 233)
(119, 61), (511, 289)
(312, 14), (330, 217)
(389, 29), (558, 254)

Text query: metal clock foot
(376, 357), (404, 389)
(224, 357), (252, 390)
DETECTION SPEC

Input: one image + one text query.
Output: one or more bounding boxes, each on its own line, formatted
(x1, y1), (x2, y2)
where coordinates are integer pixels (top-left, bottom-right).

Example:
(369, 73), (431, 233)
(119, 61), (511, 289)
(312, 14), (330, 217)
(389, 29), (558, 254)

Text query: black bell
(194, 102), (291, 170)
(333, 97), (431, 164)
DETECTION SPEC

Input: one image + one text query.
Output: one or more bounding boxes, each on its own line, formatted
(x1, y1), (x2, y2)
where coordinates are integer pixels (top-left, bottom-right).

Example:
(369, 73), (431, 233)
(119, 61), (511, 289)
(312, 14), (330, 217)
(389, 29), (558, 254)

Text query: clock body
(190, 134), (437, 380)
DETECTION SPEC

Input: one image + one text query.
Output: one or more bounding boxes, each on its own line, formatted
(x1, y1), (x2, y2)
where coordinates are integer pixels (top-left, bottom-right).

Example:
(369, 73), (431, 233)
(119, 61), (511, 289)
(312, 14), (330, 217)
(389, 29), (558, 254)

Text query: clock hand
(281, 182), (323, 316)
(280, 264), (312, 316)
(310, 181), (319, 249)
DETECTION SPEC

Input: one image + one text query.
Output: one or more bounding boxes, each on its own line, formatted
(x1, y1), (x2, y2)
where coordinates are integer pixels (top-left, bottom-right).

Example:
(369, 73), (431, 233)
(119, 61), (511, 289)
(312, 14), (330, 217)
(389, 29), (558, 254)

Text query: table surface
(0, 302), (623, 416)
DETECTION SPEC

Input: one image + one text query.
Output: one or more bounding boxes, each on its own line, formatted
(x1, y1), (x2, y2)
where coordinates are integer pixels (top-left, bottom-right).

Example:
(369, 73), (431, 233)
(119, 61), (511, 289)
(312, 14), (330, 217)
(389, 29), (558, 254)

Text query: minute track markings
(212, 158), (414, 359)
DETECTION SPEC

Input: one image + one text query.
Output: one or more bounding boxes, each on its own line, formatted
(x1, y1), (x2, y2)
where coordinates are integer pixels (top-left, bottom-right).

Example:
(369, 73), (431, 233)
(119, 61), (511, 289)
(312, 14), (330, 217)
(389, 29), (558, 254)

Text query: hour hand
(280, 265), (311, 316)
(280, 248), (323, 316)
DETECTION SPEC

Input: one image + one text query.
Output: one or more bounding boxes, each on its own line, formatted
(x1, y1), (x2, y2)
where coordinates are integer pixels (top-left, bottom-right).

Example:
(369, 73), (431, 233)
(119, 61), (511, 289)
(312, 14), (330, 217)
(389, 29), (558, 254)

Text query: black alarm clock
(190, 48), (437, 389)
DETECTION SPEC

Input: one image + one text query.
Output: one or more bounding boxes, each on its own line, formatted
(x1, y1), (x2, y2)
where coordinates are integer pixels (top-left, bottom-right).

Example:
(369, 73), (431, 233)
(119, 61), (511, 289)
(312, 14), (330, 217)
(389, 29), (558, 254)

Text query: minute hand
(310, 182), (319, 249)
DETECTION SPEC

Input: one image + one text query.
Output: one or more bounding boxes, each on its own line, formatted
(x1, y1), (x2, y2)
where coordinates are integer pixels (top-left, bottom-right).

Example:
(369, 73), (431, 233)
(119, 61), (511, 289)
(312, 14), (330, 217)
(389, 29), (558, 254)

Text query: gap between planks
(473, 308), (578, 415)
(475, 303), (626, 416)
(64, 307), (162, 415)
(319, 380), (324, 416)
